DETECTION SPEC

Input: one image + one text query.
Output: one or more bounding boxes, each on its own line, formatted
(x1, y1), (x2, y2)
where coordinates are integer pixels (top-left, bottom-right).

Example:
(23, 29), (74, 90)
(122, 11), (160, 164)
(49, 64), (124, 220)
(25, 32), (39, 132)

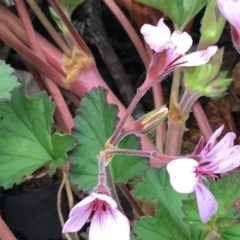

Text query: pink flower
(140, 18), (218, 70)
(63, 193), (130, 240)
(166, 125), (240, 222)
(217, 0), (240, 53)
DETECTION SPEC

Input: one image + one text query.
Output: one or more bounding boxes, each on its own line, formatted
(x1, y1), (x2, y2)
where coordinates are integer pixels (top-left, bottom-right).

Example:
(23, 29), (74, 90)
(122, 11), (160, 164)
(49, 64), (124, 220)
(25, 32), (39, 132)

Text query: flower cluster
(167, 125), (240, 222)
(139, 18), (217, 92)
(141, 18), (217, 70)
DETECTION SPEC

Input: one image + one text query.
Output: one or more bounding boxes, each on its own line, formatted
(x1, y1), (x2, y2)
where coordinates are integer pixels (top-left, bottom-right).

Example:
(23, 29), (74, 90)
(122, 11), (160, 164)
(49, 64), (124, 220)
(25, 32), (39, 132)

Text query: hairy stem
(165, 120), (185, 156)
(110, 91), (144, 145)
(104, 148), (174, 163)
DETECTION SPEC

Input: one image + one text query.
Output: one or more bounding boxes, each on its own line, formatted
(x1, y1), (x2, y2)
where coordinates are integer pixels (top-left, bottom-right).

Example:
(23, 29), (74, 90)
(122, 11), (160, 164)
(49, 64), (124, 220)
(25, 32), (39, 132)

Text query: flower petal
(217, 0), (240, 30)
(92, 193), (118, 210)
(208, 145), (240, 173)
(173, 46), (218, 67)
(166, 158), (199, 194)
(140, 18), (171, 52)
(206, 132), (236, 158)
(89, 209), (130, 240)
(195, 182), (218, 223)
(63, 202), (93, 233)
(201, 125), (224, 158)
(170, 31), (192, 55)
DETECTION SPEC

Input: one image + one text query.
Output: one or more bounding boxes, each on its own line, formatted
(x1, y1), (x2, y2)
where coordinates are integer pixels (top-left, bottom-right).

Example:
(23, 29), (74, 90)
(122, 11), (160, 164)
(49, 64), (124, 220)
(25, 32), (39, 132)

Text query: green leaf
(70, 88), (148, 191)
(0, 86), (75, 188)
(134, 202), (189, 240)
(0, 60), (20, 100)
(135, 0), (207, 30)
(132, 168), (199, 239)
(183, 173), (240, 231)
(220, 224), (240, 240)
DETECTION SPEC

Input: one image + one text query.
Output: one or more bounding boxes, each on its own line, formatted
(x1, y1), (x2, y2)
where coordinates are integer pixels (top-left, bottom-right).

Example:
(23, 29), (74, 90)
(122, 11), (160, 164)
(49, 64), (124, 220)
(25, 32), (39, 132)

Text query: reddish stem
(0, 25), (66, 86)
(26, 0), (71, 57)
(0, 4), (163, 167)
(104, 148), (173, 164)
(0, 216), (16, 240)
(192, 102), (213, 141)
(15, 0), (74, 133)
(110, 92), (144, 145)
(165, 120), (185, 156)
(103, 0), (149, 67)
(48, 0), (92, 56)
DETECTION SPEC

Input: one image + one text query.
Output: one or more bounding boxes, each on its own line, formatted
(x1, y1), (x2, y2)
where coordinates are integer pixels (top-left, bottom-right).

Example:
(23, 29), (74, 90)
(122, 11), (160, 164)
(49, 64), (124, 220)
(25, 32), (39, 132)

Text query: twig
(84, 0), (145, 118)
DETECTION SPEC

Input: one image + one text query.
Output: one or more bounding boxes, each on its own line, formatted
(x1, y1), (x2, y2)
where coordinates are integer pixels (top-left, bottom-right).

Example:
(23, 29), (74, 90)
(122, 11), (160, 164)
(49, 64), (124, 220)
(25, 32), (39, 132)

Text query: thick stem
(0, 24), (66, 86)
(0, 4), (64, 74)
(15, 0), (74, 132)
(165, 120), (185, 156)
(0, 216), (16, 240)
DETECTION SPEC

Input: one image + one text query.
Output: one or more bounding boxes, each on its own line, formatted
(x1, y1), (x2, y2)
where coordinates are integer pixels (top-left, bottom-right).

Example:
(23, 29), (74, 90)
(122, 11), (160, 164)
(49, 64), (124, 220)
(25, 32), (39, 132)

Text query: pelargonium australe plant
(0, 0), (240, 240)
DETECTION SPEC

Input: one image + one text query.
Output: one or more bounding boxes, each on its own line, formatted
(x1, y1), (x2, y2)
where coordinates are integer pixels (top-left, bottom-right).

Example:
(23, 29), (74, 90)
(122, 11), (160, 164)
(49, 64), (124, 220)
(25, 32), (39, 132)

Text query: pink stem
(48, 0), (92, 56)
(110, 92), (143, 145)
(25, 0), (71, 57)
(0, 4), (163, 167)
(104, 148), (173, 164)
(0, 216), (16, 240)
(144, 42), (166, 151)
(15, 0), (74, 133)
(192, 102), (213, 141)
(165, 120), (185, 156)
(104, 0), (149, 67)
(0, 25), (66, 86)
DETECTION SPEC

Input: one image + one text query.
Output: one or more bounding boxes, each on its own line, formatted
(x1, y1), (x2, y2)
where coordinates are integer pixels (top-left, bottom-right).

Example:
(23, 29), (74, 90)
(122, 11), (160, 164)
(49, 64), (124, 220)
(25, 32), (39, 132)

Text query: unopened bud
(183, 48), (223, 92)
(202, 71), (232, 99)
(122, 106), (168, 135)
(200, 0), (226, 45)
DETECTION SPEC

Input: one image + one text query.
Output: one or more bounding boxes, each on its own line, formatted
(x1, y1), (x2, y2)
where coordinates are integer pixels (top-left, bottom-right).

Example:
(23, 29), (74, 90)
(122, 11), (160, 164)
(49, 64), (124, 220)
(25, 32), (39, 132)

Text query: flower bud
(200, 0), (226, 45)
(201, 71), (232, 99)
(183, 48), (223, 92)
(122, 106), (168, 135)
